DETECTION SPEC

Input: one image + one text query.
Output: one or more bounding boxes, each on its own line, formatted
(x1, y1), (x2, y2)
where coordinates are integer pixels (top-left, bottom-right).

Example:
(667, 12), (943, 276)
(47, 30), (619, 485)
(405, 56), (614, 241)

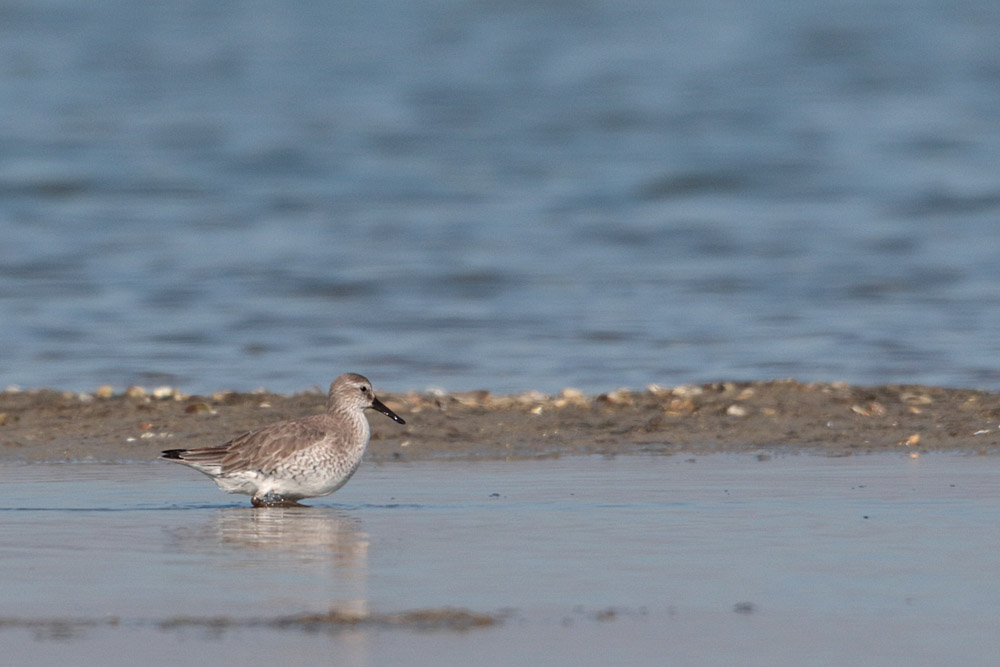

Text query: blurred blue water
(1, 0), (999, 394)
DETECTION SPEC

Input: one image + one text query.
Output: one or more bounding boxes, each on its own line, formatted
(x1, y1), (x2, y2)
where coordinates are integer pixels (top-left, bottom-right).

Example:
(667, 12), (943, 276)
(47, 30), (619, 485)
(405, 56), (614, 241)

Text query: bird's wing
(218, 417), (330, 475)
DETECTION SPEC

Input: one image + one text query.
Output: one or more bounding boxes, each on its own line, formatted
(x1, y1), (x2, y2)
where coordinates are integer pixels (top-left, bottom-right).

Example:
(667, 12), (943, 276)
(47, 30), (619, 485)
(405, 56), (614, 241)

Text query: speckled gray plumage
(162, 373), (405, 506)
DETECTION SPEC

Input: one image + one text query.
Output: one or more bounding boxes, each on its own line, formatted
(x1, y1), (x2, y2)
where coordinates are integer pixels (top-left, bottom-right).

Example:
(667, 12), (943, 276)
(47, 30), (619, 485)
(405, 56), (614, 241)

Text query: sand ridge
(2, 380), (999, 462)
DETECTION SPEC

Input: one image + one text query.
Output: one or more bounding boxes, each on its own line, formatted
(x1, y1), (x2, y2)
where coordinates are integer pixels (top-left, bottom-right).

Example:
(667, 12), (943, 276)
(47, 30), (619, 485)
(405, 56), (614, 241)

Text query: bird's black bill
(372, 396), (406, 424)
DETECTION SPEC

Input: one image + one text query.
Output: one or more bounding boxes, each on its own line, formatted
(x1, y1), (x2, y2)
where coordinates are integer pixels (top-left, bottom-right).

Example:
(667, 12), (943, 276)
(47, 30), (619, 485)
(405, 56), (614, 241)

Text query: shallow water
(2, 0), (1000, 395)
(2, 454), (1000, 666)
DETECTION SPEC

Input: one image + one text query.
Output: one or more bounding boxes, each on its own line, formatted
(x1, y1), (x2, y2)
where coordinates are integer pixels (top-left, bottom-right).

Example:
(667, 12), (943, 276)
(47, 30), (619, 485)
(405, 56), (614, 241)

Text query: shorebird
(161, 373), (405, 507)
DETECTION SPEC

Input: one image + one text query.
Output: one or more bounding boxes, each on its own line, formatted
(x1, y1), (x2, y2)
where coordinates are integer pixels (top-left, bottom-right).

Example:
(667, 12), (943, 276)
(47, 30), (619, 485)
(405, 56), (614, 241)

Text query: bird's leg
(251, 491), (304, 508)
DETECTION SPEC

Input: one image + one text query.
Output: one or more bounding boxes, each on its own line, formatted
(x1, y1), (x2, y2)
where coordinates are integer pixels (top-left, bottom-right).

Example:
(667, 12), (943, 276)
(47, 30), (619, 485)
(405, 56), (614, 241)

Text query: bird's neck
(328, 407), (370, 442)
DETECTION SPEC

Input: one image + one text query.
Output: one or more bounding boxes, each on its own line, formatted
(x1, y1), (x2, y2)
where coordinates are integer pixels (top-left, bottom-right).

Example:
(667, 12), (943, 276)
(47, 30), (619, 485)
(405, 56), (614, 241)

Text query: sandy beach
(2, 380), (999, 462)
(5, 385), (1000, 666)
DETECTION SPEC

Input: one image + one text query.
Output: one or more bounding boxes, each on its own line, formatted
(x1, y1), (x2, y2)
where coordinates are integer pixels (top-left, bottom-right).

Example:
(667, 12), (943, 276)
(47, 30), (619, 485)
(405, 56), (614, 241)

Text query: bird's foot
(251, 492), (304, 508)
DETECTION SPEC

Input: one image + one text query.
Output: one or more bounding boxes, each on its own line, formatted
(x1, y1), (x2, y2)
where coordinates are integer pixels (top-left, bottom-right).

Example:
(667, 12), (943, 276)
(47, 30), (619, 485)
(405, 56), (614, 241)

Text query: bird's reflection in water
(213, 507), (369, 569)
(167, 506), (371, 617)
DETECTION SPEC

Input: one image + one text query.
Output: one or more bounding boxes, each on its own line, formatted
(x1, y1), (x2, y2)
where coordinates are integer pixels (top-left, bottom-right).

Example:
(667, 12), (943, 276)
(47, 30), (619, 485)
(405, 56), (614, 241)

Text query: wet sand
(4, 455), (1000, 665)
(2, 380), (999, 462)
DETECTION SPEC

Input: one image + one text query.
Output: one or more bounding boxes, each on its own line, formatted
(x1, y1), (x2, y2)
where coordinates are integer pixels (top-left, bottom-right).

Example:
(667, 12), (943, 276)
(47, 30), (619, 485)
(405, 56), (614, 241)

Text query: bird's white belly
(212, 450), (363, 500)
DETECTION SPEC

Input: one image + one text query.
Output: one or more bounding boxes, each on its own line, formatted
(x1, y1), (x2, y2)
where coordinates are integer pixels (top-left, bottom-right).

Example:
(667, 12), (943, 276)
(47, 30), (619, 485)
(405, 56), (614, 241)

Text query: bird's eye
(360, 386), (369, 394)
